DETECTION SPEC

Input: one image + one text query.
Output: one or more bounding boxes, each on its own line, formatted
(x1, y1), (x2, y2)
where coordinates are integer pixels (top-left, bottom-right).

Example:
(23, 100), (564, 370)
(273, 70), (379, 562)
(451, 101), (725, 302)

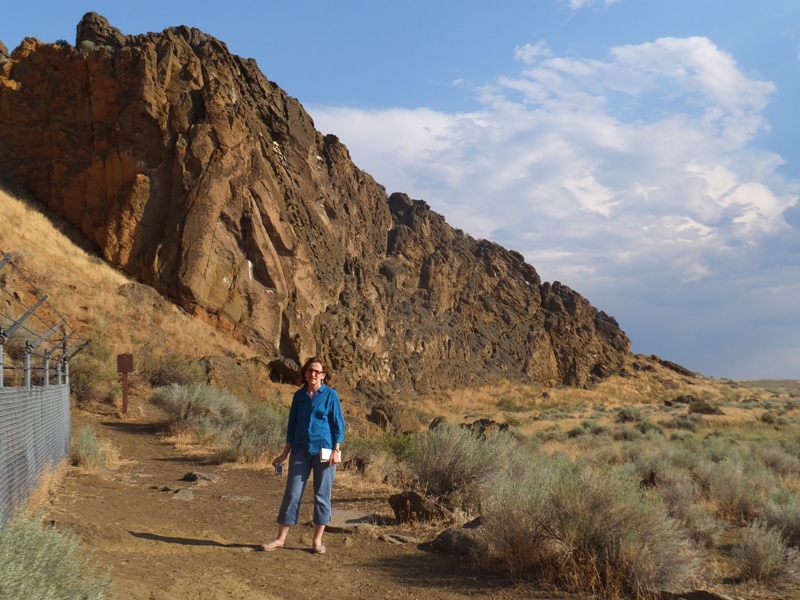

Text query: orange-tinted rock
(0, 13), (630, 394)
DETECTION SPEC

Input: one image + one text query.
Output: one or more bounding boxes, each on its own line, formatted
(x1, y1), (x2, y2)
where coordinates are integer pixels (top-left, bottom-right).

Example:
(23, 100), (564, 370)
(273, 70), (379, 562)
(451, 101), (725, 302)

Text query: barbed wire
(0, 248), (83, 370)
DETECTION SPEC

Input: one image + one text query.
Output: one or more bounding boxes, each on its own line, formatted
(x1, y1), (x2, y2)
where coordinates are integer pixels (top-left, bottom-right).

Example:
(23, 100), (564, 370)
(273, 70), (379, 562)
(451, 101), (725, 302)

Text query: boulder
(388, 490), (447, 523)
(368, 404), (421, 433)
(424, 517), (485, 556)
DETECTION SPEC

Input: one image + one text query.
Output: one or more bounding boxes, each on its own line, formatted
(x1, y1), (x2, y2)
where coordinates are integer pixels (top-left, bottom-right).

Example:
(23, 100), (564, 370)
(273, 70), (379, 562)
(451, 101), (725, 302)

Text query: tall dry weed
(481, 455), (700, 598)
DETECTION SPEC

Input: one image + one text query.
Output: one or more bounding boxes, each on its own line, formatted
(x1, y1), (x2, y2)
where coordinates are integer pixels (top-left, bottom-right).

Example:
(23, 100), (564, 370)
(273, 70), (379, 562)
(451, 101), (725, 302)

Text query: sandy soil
(46, 404), (564, 600)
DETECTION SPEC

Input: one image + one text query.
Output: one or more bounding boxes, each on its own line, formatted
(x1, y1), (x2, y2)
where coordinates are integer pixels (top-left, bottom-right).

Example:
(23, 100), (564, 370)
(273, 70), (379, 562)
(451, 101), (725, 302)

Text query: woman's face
(304, 362), (326, 388)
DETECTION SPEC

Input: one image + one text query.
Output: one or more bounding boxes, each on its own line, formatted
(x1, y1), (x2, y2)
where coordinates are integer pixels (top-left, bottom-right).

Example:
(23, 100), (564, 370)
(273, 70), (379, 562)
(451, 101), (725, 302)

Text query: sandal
(260, 540), (284, 552)
(312, 544), (326, 554)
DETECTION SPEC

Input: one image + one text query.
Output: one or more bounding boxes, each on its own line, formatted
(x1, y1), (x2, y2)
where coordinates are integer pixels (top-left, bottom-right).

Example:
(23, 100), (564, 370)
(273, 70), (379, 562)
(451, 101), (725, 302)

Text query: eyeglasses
(307, 369), (325, 376)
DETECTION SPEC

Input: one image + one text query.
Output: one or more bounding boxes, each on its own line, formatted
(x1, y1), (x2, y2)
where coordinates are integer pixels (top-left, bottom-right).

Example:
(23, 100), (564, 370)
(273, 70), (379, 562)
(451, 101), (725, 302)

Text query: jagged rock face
(0, 13), (630, 393)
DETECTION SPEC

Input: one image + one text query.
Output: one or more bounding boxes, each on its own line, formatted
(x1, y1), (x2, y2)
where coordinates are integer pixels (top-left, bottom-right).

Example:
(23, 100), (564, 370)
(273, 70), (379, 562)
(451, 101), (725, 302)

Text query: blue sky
(2, 1), (799, 379)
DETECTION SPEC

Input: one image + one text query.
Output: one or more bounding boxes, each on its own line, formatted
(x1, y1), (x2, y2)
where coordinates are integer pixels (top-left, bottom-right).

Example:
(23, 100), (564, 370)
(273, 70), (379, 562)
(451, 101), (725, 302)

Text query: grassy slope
(1, 183), (796, 428)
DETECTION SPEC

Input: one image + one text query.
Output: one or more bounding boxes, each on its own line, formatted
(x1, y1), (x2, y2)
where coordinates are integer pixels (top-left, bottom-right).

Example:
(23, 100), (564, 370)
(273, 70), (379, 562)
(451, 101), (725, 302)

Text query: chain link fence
(0, 384), (71, 526)
(1, 249), (80, 527)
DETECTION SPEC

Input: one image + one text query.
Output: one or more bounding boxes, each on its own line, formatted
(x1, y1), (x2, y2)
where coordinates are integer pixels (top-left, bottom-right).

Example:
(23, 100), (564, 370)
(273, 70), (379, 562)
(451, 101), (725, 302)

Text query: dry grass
(23, 461), (69, 514)
(0, 184), (259, 409)
(411, 359), (777, 438)
(69, 425), (121, 472)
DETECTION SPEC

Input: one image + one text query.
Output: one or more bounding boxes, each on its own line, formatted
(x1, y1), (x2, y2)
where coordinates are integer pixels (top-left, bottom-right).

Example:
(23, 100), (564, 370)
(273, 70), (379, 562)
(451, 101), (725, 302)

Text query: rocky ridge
(0, 13), (630, 396)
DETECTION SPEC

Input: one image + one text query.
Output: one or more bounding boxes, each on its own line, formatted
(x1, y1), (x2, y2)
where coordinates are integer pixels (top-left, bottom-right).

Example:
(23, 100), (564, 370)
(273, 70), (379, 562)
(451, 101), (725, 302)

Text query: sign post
(117, 353), (134, 415)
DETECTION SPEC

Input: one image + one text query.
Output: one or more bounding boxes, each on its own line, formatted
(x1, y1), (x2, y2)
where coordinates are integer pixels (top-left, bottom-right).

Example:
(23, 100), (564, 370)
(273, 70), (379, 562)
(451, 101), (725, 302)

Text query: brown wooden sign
(117, 353), (134, 373)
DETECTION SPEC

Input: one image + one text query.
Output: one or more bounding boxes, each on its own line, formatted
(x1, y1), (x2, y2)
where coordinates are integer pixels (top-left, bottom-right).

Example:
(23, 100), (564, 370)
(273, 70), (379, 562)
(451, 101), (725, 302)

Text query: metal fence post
(0, 331), (5, 388)
(43, 350), (50, 387)
(24, 342), (32, 389)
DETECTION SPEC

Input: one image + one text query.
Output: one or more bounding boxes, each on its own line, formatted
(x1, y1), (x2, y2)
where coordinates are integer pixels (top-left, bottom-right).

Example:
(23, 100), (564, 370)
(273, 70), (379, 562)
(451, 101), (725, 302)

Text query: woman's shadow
(127, 530), (259, 550)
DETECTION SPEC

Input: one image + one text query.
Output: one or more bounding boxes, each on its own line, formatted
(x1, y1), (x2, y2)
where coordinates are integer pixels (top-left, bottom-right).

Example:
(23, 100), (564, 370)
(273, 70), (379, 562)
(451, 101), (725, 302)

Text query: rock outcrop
(0, 13), (631, 394)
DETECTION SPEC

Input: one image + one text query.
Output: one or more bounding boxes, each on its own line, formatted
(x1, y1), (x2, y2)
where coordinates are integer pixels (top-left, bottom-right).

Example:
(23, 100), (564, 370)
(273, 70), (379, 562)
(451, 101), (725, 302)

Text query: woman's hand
(272, 443), (291, 468)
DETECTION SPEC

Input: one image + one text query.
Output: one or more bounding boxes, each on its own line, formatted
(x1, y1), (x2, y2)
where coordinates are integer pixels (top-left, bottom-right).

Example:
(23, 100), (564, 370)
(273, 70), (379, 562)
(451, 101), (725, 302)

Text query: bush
(613, 426), (645, 441)
(404, 424), (512, 505)
(138, 348), (206, 388)
(689, 399), (723, 415)
(0, 511), (109, 599)
(615, 406), (643, 423)
(480, 457), (699, 598)
(151, 384), (244, 432)
(342, 434), (409, 486)
(70, 425), (111, 469)
(732, 521), (798, 582)
(661, 414), (701, 432)
(760, 411), (778, 425)
(68, 330), (120, 405)
(697, 457), (777, 521)
(756, 444), (800, 476)
(150, 384), (285, 463)
(566, 425), (587, 438)
(642, 463), (720, 545)
(213, 402), (287, 464)
(635, 419), (663, 436)
(762, 490), (800, 547)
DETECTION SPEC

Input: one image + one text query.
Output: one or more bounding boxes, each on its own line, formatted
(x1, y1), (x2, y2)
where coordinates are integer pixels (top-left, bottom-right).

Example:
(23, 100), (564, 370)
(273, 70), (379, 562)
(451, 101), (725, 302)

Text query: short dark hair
(299, 356), (332, 385)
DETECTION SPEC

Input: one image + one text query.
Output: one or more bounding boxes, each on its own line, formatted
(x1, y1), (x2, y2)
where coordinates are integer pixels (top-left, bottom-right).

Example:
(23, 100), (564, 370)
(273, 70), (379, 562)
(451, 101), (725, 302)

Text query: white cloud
(514, 42), (552, 65)
(308, 35), (800, 377)
(563, 0), (620, 8)
(563, 172), (618, 216)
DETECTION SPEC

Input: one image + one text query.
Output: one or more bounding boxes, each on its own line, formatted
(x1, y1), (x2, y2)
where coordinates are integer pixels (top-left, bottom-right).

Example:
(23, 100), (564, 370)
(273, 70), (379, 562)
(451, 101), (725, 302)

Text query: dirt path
(47, 405), (559, 600)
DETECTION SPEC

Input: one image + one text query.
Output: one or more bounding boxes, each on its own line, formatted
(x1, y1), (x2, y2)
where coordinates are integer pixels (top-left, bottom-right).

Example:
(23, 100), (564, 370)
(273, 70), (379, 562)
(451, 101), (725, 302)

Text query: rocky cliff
(0, 13), (630, 395)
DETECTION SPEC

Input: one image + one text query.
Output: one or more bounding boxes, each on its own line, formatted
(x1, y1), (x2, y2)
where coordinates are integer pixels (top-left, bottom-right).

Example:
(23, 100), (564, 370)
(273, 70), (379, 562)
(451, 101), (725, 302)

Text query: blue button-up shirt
(286, 384), (345, 454)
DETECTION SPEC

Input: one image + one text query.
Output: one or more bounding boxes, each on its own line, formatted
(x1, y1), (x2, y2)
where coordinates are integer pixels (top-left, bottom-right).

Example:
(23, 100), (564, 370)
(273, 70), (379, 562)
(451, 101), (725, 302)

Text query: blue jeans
(277, 450), (336, 526)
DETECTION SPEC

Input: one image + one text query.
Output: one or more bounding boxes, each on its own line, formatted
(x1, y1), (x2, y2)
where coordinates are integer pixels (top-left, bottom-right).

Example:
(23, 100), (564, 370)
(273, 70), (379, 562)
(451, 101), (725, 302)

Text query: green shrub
(68, 330), (120, 405)
(762, 490), (800, 547)
(343, 434), (409, 486)
(539, 408), (572, 420)
(701, 435), (744, 463)
(613, 426), (645, 441)
(689, 399), (724, 415)
(640, 462), (720, 545)
(150, 384), (285, 463)
(615, 405), (643, 423)
(669, 429), (697, 442)
(70, 425), (107, 469)
(755, 444), (800, 476)
(732, 521), (798, 582)
(138, 349), (206, 388)
(661, 414), (701, 432)
(481, 457), (699, 598)
(635, 419), (663, 436)
(566, 426), (587, 438)
(151, 383), (243, 431)
(760, 411), (778, 425)
(213, 402), (287, 463)
(0, 511), (109, 599)
(697, 457), (777, 521)
(497, 397), (528, 412)
(405, 424), (512, 503)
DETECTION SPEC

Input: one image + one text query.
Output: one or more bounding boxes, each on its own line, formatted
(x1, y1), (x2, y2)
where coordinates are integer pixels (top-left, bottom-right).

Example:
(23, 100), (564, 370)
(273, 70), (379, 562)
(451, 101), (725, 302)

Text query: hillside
(0, 12), (630, 400)
(0, 183), (778, 433)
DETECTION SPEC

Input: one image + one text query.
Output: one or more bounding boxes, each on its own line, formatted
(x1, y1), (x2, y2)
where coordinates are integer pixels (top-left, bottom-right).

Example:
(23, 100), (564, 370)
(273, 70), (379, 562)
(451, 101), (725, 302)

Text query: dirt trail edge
(47, 406), (557, 600)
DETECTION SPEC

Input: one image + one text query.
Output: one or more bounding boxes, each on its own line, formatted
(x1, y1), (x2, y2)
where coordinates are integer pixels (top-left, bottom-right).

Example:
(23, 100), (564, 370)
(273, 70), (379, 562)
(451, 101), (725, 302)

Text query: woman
(262, 356), (345, 554)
